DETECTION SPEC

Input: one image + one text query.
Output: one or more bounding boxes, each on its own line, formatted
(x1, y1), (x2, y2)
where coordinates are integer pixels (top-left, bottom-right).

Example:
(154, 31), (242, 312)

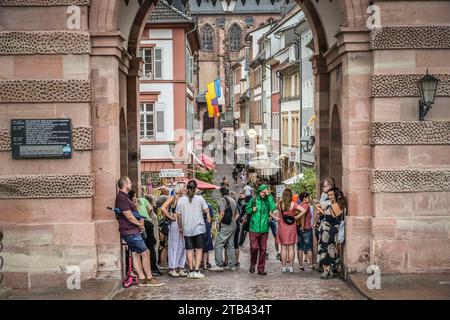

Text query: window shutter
(154, 48), (163, 79)
(155, 102), (165, 140)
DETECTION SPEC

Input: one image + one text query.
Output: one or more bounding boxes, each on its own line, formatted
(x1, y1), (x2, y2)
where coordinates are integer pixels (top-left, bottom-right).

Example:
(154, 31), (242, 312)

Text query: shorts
(269, 219), (277, 237)
(185, 234), (204, 250)
(297, 228), (313, 252)
(122, 233), (148, 254)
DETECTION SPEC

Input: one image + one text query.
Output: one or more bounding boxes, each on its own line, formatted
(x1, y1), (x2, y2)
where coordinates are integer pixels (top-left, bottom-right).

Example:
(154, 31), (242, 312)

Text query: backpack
(221, 197), (233, 225)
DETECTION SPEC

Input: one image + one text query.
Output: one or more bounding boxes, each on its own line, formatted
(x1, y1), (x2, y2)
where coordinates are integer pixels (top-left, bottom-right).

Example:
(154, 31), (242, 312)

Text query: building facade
(190, 0), (283, 133)
(139, 0), (200, 186)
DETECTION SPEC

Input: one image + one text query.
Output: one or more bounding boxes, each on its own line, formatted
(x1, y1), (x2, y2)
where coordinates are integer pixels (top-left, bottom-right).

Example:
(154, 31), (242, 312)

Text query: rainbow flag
(205, 92), (214, 118)
(206, 79), (223, 118)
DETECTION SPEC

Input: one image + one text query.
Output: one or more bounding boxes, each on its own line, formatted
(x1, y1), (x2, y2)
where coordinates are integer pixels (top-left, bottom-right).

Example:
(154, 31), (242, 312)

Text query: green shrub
(291, 168), (317, 199)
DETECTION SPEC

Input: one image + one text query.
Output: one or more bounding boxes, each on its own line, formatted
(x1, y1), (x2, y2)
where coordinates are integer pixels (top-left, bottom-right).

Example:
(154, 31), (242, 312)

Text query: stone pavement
(349, 273), (450, 300)
(112, 243), (362, 300)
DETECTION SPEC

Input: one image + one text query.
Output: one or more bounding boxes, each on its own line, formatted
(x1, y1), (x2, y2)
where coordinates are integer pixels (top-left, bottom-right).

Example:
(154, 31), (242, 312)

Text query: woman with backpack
(161, 182), (188, 277)
(276, 188), (307, 273)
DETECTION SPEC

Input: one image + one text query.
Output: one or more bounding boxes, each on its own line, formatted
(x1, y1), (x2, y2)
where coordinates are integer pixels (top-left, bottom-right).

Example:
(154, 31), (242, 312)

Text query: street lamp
(418, 72), (439, 121)
(300, 135), (315, 153)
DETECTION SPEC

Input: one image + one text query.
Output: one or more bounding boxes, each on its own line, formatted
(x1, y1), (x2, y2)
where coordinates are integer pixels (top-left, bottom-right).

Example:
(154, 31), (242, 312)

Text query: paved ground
(349, 273), (450, 300)
(112, 235), (363, 300)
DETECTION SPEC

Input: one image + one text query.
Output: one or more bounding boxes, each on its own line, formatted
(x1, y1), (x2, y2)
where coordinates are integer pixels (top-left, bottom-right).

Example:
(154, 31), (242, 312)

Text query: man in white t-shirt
(243, 182), (253, 197)
(176, 179), (210, 279)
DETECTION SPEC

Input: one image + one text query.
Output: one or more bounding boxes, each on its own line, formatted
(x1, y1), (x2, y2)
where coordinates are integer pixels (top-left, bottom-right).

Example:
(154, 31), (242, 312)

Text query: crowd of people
(113, 173), (347, 287)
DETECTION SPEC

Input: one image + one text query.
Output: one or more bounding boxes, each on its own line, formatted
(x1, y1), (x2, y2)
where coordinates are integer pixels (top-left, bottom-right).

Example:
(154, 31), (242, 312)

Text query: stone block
(396, 218), (450, 240)
(14, 55), (63, 79)
(373, 146), (409, 168)
(373, 50), (416, 73)
(346, 216), (370, 239)
(343, 145), (372, 170)
(346, 169), (370, 190)
(371, 240), (407, 273)
(406, 239), (450, 271)
(409, 145), (450, 168)
(374, 193), (414, 218)
(96, 220), (120, 245)
(2, 272), (29, 290)
(53, 223), (96, 246)
(371, 217), (396, 240)
(63, 55), (90, 80)
(347, 190), (372, 217)
(344, 237), (371, 272)
(372, 98), (401, 122)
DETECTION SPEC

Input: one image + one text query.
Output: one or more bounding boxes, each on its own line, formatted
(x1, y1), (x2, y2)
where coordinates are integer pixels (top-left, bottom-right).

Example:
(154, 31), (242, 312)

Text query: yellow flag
(207, 81), (217, 100)
(206, 92), (214, 118)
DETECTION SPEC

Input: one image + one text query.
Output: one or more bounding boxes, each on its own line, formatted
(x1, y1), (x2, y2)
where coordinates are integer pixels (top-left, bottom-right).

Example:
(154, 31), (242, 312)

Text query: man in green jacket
(244, 184), (279, 275)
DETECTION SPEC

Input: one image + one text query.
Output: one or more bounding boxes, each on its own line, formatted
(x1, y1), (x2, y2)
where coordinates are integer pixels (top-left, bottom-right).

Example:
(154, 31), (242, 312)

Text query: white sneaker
(178, 270), (188, 277)
(282, 266), (287, 273)
(187, 272), (194, 279)
(288, 266), (294, 273)
(169, 270), (180, 277)
(209, 266), (225, 271)
(191, 271), (205, 279)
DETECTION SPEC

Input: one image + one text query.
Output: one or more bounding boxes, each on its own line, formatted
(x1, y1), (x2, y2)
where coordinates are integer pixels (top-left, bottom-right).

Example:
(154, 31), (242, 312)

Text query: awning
(141, 161), (185, 172)
(177, 179), (220, 190)
(191, 152), (215, 170)
(282, 174), (304, 185)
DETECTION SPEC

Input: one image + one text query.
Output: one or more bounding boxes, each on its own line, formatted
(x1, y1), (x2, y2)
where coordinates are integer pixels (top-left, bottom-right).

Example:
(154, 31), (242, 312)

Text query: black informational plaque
(11, 119), (72, 159)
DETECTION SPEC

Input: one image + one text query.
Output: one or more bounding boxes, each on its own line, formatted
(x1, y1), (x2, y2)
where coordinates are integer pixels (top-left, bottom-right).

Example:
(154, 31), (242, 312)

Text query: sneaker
(282, 266), (287, 273)
(209, 266), (225, 271)
(191, 271), (205, 279)
(288, 266), (294, 273)
(265, 253), (269, 260)
(187, 272), (194, 279)
(223, 266), (236, 271)
(146, 278), (165, 287)
(169, 270), (180, 277)
(276, 253), (281, 260)
(152, 270), (163, 277)
(178, 270), (188, 277)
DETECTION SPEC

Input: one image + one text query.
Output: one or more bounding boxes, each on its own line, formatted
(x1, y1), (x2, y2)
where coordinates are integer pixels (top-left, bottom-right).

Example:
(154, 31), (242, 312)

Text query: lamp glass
(419, 74), (439, 105)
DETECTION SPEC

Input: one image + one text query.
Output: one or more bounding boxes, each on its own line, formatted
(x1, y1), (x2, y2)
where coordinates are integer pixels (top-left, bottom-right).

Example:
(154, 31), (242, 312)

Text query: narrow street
(112, 163), (363, 300)
(112, 239), (362, 300)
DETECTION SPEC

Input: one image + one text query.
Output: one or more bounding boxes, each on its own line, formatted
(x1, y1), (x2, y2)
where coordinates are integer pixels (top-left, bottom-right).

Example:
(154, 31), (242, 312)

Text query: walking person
(276, 188), (306, 273)
(244, 185), (278, 275)
(114, 177), (164, 287)
(176, 180), (210, 279)
(241, 170), (247, 185)
(297, 192), (314, 271)
(161, 182), (188, 278)
(210, 187), (239, 271)
(316, 188), (347, 279)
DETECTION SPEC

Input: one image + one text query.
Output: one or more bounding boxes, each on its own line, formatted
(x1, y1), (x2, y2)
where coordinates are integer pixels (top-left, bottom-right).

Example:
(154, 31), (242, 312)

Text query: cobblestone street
(112, 236), (363, 300)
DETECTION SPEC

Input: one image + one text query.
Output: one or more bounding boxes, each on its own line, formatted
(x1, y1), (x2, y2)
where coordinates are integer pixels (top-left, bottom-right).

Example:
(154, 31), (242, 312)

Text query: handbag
(337, 208), (346, 244)
(280, 204), (295, 225)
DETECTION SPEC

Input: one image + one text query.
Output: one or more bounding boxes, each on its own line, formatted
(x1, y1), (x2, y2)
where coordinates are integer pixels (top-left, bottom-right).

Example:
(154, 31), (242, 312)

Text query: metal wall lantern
(418, 72), (439, 121)
(300, 135), (315, 152)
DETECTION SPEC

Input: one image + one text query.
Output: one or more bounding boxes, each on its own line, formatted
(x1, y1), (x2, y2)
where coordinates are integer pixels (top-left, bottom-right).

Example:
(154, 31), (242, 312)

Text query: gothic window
(228, 24), (242, 51)
(201, 24), (214, 51)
